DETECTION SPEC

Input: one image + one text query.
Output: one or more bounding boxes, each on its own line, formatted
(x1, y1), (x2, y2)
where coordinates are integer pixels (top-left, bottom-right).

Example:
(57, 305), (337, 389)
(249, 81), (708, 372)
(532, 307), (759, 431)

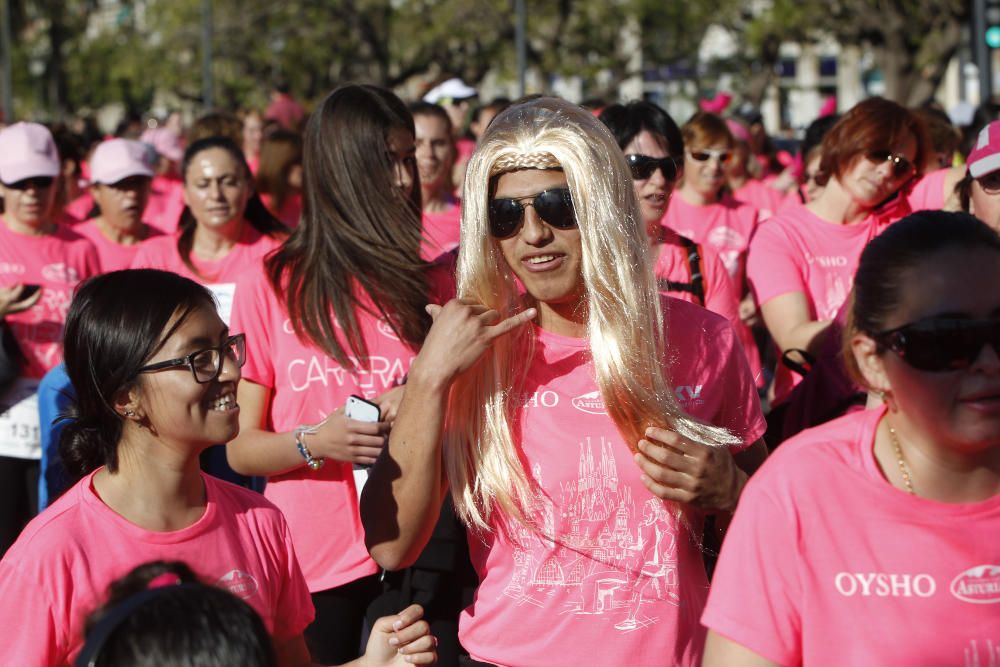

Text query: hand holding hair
(361, 603), (437, 666)
(411, 298), (536, 389)
(634, 426), (746, 513)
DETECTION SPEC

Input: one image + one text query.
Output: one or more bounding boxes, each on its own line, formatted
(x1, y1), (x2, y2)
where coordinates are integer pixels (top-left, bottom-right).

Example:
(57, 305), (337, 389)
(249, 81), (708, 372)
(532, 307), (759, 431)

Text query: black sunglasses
(976, 170), (1000, 194)
(871, 318), (1000, 372)
(488, 187), (575, 238)
(865, 150), (914, 180)
(626, 154), (679, 182)
(137, 333), (246, 383)
(3, 176), (54, 190)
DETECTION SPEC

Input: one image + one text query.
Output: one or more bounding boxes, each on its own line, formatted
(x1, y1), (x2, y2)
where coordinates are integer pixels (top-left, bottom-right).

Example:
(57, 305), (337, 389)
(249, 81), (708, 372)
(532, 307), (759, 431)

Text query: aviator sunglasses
(488, 187), (576, 238)
(871, 318), (1000, 372)
(687, 149), (732, 164)
(865, 150), (914, 179)
(626, 154), (679, 182)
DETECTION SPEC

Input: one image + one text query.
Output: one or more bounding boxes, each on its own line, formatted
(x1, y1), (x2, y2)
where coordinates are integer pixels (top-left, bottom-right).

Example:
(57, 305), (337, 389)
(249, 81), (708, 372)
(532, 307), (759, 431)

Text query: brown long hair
(266, 84), (429, 368)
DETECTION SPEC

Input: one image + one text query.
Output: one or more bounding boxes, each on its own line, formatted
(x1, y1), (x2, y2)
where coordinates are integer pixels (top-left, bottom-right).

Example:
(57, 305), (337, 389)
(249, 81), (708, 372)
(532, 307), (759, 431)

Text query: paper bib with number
(0, 377), (43, 459)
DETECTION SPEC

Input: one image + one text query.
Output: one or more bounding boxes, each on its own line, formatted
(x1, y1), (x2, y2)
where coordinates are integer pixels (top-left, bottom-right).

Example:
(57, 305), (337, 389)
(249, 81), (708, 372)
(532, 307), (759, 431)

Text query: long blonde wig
(446, 97), (739, 532)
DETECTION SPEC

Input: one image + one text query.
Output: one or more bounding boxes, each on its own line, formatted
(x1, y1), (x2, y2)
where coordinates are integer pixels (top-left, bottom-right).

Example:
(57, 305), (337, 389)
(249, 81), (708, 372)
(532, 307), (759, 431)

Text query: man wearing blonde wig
(362, 97), (767, 667)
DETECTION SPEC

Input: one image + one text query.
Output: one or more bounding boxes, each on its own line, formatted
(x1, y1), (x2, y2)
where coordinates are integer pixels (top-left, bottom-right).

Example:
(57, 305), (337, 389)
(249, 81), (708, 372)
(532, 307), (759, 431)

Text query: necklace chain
(887, 425), (915, 495)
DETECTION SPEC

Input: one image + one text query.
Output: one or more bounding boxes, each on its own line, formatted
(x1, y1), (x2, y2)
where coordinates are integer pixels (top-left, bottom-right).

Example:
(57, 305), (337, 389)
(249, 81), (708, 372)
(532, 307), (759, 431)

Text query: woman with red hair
(746, 97), (962, 405)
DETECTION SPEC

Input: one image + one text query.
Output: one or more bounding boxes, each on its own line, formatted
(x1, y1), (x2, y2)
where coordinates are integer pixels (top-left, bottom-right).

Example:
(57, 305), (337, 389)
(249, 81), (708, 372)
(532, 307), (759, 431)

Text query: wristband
(294, 425), (325, 471)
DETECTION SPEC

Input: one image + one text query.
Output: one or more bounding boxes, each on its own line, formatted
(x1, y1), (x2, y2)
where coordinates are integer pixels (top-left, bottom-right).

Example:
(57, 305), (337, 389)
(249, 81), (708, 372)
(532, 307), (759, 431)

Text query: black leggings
(0, 455), (39, 557)
(304, 574), (381, 665)
(459, 657), (499, 667)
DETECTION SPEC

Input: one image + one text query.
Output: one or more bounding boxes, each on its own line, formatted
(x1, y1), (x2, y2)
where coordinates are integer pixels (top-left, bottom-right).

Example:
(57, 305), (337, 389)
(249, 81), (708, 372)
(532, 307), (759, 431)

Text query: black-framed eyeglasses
(870, 318), (1000, 372)
(865, 150), (914, 179)
(488, 187), (575, 238)
(626, 154), (679, 182)
(137, 333), (246, 383)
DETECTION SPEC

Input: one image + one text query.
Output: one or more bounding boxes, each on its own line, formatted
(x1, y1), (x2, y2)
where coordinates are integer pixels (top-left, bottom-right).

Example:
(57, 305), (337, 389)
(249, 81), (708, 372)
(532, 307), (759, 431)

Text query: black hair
(79, 560), (276, 667)
(60, 270), (217, 480)
(844, 211), (1000, 382)
(800, 114), (840, 164)
(408, 101), (453, 134)
(177, 136), (288, 279)
(597, 100), (684, 158)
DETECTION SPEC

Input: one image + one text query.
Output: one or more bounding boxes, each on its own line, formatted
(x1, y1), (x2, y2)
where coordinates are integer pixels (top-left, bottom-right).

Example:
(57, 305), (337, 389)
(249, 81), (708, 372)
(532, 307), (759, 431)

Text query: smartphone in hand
(20, 284), (42, 300)
(346, 394), (381, 497)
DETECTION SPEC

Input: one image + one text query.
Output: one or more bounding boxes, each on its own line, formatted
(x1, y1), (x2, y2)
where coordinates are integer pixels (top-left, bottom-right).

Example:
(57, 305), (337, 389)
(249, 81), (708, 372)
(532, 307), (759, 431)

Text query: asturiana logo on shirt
(950, 565), (1000, 604)
(377, 319), (400, 341)
(571, 390), (606, 415)
(216, 570), (260, 600)
(41, 263), (81, 285)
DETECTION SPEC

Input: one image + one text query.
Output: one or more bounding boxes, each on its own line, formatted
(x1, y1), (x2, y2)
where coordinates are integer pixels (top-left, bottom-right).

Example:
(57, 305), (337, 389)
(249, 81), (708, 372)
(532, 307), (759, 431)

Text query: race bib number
(208, 283), (237, 326)
(0, 378), (42, 459)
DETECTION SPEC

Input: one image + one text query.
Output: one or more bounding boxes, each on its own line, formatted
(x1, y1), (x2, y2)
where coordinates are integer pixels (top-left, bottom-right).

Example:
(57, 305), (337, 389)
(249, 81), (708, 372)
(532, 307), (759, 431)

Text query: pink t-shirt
(663, 193), (759, 282)
(130, 225), (282, 325)
(459, 297), (766, 667)
(0, 223), (100, 380)
(229, 261), (455, 592)
(733, 179), (785, 221)
(144, 175), (185, 234)
(702, 407), (1000, 666)
(75, 220), (164, 272)
(653, 230), (763, 387)
(420, 202), (462, 260)
(0, 470), (314, 667)
(747, 171), (947, 402)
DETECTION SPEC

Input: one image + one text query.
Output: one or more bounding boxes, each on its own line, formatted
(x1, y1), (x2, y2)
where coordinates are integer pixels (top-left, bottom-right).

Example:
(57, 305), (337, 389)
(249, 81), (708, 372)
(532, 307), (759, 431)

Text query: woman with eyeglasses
(362, 97), (768, 667)
(702, 211), (1000, 666)
(598, 102), (761, 380)
(130, 136), (287, 326)
(957, 120), (1000, 233)
(227, 84), (455, 665)
(0, 122), (100, 556)
(0, 269), (436, 667)
(746, 97), (963, 406)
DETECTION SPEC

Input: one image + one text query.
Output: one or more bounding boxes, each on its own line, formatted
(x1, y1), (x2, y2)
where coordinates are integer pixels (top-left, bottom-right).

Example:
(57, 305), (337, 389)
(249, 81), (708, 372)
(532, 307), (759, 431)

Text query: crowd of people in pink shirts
(0, 76), (996, 667)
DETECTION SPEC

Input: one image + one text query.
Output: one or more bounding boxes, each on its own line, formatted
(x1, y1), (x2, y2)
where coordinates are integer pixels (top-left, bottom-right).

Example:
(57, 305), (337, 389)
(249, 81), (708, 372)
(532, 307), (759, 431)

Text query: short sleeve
(229, 270), (276, 388)
(905, 168), (949, 212)
(701, 477), (803, 666)
(0, 560), (65, 667)
(746, 218), (805, 306)
(271, 518), (315, 640)
(705, 318), (766, 449)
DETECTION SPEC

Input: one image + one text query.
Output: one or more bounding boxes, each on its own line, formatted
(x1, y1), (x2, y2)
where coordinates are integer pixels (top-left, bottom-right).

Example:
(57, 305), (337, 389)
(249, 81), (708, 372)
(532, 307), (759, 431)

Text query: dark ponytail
(177, 136), (288, 279)
(60, 270), (217, 480)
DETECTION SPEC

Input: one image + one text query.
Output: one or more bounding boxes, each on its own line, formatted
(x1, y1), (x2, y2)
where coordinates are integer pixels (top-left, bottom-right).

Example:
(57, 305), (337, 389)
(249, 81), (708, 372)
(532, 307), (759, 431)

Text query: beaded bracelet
(294, 425), (325, 471)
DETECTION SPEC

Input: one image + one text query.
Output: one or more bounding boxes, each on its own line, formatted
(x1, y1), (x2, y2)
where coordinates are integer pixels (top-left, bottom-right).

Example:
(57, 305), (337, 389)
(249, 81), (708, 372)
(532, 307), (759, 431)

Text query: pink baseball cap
(140, 127), (184, 163)
(967, 121), (1000, 178)
(726, 118), (751, 144)
(89, 139), (154, 184)
(0, 122), (61, 184)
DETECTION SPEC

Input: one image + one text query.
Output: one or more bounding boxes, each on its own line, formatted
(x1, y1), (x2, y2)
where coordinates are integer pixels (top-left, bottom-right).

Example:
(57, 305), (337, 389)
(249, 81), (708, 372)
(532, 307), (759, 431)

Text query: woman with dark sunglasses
(0, 122), (100, 557)
(362, 97), (768, 667)
(746, 97), (964, 407)
(0, 269), (435, 667)
(957, 120), (1000, 233)
(703, 211), (1000, 666)
(227, 84), (456, 665)
(599, 102), (757, 377)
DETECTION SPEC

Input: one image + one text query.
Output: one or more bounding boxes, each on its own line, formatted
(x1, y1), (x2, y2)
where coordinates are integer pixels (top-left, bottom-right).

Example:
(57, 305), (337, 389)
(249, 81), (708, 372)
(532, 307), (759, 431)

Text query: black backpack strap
(680, 237), (706, 306)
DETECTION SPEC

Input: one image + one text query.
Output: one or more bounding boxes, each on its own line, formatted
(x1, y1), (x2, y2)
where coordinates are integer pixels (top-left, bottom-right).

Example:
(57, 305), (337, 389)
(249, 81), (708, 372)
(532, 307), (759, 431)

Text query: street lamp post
(202, 0), (214, 109)
(0, 0), (12, 121)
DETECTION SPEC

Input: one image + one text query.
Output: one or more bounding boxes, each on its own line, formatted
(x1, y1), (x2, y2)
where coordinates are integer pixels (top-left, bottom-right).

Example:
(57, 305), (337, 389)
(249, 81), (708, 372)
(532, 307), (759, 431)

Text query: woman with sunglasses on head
(362, 97), (768, 667)
(599, 102), (758, 375)
(703, 210), (1000, 666)
(0, 122), (100, 556)
(131, 136), (287, 325)
(227, 84), (454, 665)
(0, 269), (435, 667)
(746, 97), (963, 407)
(957, 120), (1000, 233)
